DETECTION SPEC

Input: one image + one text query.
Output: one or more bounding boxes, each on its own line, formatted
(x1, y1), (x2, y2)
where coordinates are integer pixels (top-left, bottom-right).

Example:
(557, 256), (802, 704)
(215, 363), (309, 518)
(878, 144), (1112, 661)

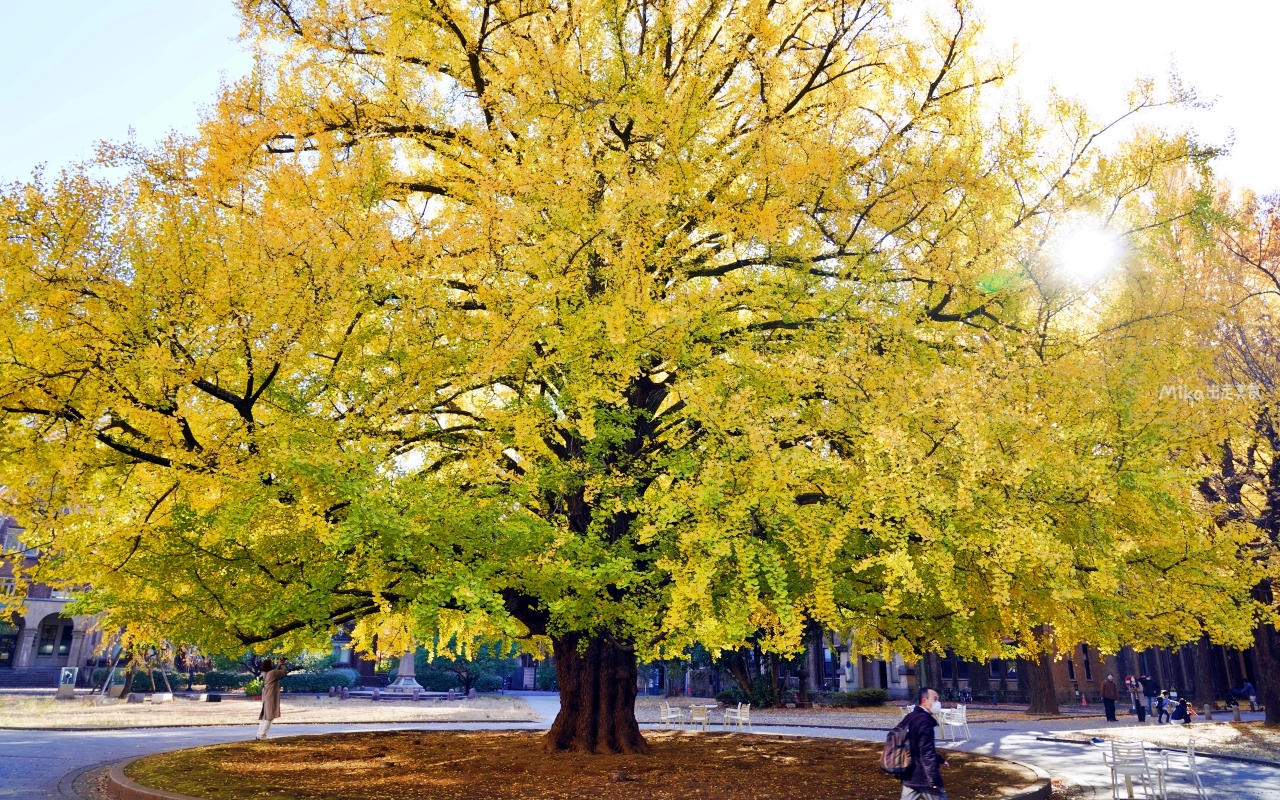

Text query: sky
(1, 0), (1277, 192)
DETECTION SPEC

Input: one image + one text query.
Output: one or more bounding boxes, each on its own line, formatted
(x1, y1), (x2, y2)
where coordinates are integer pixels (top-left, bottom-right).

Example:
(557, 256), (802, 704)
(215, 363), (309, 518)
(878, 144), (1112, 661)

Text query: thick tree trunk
(1254, 580), (1280, 727)
(119, 666), (137, 697)
(724, 648), (754, 696)
(1019, 653), (1059, 715)
(1194, 636), (1217, 710)
(545, 633), (649, 754)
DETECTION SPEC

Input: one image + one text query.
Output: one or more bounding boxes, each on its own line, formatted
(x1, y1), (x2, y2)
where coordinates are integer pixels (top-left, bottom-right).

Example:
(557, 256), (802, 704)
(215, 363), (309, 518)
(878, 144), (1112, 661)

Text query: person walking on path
(1139, 673), (1159, 716)
(256, 659), (289, 740)
(899, 686), (950, 800)
(1101, 674), (1119, 722)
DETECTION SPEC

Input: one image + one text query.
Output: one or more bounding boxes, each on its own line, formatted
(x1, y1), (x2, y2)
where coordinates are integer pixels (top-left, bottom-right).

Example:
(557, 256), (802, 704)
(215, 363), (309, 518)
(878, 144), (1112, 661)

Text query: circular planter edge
(107, 750), (1053, 800)
(107, 759), (200, 800)
(997, 758), (1052, 800)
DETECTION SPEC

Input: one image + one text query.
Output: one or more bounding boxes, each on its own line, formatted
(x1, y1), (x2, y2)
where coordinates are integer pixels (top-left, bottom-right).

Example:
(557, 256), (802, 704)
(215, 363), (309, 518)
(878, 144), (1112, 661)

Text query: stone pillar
(66, 630), (87, 683)
(13, 628), (38, 669)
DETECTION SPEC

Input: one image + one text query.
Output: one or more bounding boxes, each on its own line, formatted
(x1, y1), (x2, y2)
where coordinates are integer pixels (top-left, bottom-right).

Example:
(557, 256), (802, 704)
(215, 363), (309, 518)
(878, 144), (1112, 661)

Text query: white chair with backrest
(1159, 739), (1204, 800)
(723, 702), (752, 732)
(688, 704), (710, 731)
(722, 702), (743, 730)
(658, 701), (684, 730)
(1102, 741), (1163, 800)
(942, 705), (971, 740)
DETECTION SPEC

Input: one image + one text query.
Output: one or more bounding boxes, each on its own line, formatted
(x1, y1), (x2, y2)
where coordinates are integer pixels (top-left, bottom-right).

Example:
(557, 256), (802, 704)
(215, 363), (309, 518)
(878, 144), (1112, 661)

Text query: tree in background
(0, 0), (1267, 751)
(1195, 194), (1280, 726)
(415, 639), (519, 693)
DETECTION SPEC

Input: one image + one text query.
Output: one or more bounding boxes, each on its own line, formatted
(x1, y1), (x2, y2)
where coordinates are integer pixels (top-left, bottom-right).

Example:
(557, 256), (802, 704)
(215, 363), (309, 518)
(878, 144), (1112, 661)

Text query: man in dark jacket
(1101, 674), (1119, 722)
(1138, 673), (1159, 716)
(900, 686), (950, 800)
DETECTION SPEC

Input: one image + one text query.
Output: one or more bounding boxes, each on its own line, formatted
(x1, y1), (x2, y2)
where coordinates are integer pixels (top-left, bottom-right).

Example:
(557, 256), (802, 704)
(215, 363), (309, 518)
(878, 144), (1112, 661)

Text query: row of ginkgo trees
(2, 0), (1278, 748)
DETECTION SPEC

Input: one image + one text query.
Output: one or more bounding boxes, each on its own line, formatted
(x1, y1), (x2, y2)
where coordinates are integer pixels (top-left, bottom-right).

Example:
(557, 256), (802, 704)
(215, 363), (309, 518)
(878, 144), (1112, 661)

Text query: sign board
(56, 667), (78, 698)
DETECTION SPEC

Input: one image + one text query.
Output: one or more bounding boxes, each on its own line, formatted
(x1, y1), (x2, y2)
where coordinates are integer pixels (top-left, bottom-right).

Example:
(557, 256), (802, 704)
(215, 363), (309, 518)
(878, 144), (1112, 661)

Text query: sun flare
(1057, 227), (1120, 281)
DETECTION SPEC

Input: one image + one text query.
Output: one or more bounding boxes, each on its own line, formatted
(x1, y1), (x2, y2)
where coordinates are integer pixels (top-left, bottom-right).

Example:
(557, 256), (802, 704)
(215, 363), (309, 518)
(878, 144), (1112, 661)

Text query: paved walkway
(0, 695), (1273, 800)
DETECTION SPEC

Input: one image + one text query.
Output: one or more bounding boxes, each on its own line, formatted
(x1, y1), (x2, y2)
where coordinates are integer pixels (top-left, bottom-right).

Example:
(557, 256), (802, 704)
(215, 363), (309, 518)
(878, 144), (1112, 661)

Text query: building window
(958, 659), (970, 680)
(1067, 657), (1076, 681)
(38, 624), (58, 656)
(1081, 644), (1093, 681)
(990, 658), (1003, 678)
(941, 651), (954, 680)
(58, 626), (74, 656)
(336, 647), (351, 664)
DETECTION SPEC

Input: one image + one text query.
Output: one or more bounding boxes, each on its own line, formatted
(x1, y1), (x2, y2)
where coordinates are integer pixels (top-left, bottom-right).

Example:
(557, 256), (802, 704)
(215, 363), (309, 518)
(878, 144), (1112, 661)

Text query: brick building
(918, 640), (1258, 707)
(0, 517), (104, 688)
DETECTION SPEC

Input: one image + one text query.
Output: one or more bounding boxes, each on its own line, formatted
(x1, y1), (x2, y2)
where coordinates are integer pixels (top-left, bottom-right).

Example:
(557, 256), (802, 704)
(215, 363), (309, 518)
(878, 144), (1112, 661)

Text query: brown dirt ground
(124, 730), (1038, 800)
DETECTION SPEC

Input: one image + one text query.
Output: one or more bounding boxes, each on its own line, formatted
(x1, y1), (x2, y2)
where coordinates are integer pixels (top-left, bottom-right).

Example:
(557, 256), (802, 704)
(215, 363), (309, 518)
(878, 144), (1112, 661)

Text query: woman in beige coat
(256, 659), (289, 740)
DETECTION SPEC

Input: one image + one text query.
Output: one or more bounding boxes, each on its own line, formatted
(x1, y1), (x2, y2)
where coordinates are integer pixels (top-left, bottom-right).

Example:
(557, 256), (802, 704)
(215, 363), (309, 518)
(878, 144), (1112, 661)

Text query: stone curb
(107, 760), (198, 800)
(996, 758), (1052, 800)
(1033, 735), (1280, 768)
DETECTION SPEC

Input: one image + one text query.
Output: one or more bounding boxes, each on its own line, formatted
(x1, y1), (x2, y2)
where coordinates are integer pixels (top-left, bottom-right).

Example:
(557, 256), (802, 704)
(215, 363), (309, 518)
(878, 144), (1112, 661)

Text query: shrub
(204, 671), (254, 690)
(416, 670), (460, 692)
(414, 640), (520, 694)
(281, 669), (359, 693)
(808, 688), (890, 707)
(850, 688), (890, 706)
(244, 678), (263, 696)
(329, 667), (361, 686)
(716, 687), (748, 705)
(749, 674), (777, 708)
(534, 665), (558, 691)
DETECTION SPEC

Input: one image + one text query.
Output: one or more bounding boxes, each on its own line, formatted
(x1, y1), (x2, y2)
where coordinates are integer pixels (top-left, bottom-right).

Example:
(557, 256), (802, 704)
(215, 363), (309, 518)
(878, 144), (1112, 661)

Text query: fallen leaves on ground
(125, 730), (1039, 800)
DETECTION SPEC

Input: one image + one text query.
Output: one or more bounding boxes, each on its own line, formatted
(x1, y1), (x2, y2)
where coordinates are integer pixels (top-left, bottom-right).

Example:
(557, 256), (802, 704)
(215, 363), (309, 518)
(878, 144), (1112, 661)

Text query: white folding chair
(688, 704), (710, 731)
(1103, 741), (1163, 800)
(1159, 739), (1205, 800)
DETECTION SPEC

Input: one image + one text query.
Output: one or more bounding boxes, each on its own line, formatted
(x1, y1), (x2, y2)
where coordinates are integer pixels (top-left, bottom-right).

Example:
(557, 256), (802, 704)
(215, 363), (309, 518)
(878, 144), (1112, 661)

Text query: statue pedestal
(386, 650), (422, 692)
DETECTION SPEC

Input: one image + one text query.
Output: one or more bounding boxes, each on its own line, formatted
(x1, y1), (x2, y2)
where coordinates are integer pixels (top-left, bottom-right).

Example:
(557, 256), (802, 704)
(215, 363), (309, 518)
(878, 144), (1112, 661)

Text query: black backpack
(880, 718), (913, 776)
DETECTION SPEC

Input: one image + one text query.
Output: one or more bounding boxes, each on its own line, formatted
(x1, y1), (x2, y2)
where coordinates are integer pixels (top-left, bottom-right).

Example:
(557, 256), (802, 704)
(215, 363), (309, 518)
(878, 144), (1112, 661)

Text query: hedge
(281, 669), (360, 692)
(204, 671), (254, 690)
(818, 688), (891, 707)
(715, 687), (748, 705)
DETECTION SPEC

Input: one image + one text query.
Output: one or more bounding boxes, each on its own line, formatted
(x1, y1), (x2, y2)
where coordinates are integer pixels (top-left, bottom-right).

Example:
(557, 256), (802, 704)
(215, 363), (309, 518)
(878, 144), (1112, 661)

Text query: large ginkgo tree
(1, 0), (1264, 750)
